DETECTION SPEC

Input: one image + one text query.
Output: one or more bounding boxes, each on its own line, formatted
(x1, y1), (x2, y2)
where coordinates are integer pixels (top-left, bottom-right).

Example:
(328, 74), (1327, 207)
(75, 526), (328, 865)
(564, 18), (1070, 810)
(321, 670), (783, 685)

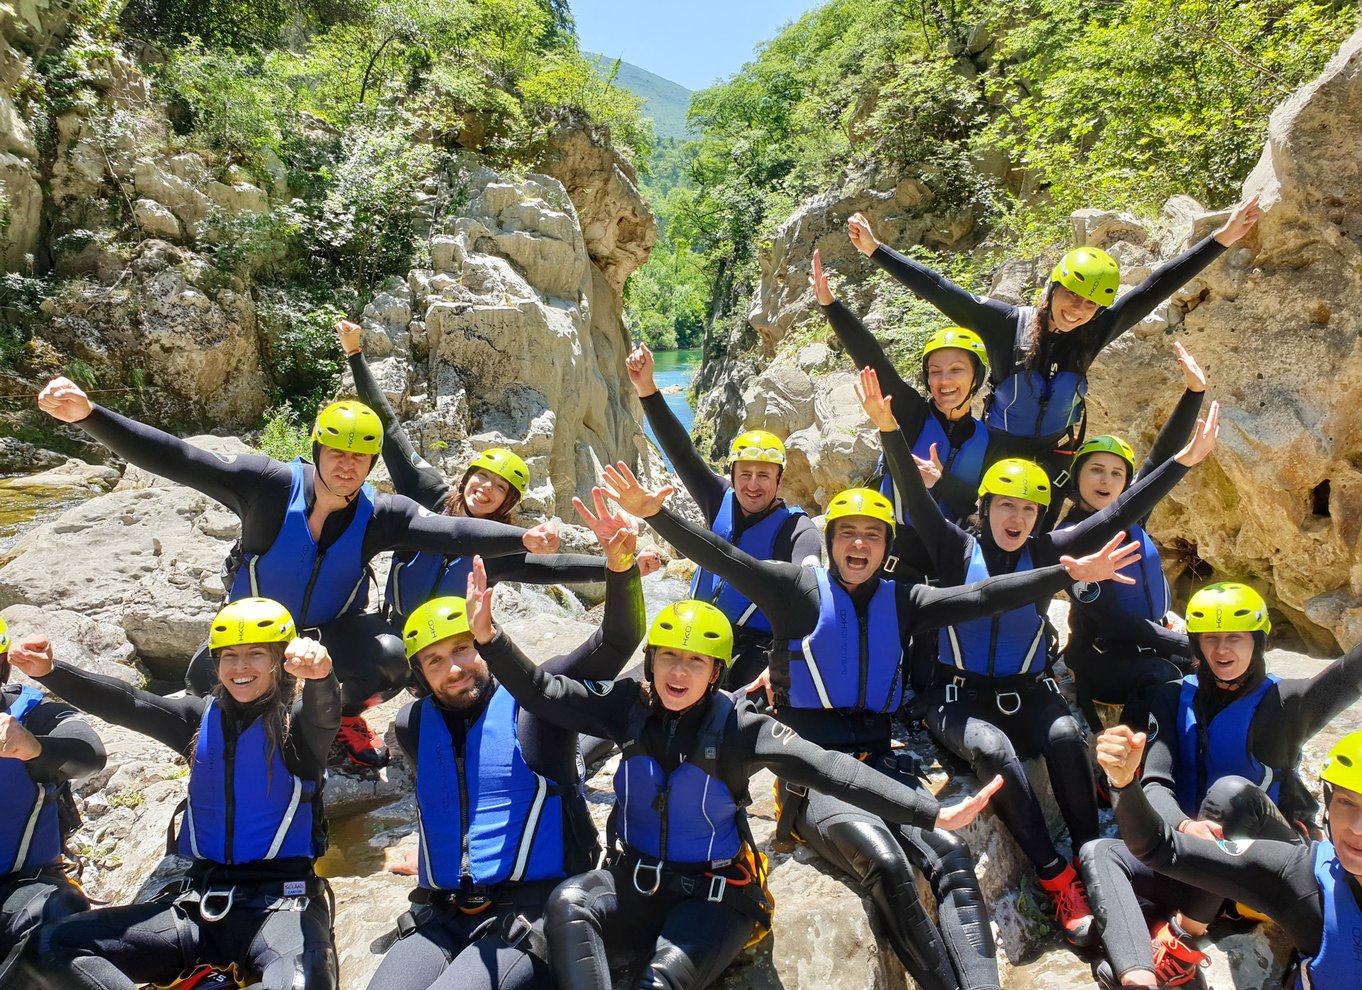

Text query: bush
(255, 289), (347, 419)
(255, 402), (315, 461)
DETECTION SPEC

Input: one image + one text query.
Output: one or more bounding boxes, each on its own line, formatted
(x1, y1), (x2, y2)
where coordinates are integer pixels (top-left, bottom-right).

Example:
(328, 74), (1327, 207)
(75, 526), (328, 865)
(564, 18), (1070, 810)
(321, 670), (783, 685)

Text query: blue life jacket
(386, 551), (474, 623)
(180, 697), (318, 865)
(1072, 521), (1168, 624)
(1298, 840), (1362, 990)
(985, 309), (1088, 443)
(415, 686), (572, 890)
(691, 490), (802, 636)
(0, 688), (63, 876)
(228, 460), (374, 627)
(879, 413), (990, 528)
(784, 569), (903, 712)
(613, 692), (747, 865)
(939, 540), (1048, 678)
(1174, 674), (1282, 816)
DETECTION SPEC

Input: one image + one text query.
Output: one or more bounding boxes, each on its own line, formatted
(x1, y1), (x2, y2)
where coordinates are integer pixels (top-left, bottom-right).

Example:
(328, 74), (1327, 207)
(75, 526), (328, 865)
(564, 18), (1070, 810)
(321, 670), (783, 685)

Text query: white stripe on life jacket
(11, 791), (45, 872)
(799, 635), (835, 709)
(263, 776), (304, 860)
(509, 773), (548, 883)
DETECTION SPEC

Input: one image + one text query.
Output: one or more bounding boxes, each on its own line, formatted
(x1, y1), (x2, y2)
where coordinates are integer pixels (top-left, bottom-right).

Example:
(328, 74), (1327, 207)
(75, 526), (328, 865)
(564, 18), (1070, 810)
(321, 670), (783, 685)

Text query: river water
(643, 347), (700, 469)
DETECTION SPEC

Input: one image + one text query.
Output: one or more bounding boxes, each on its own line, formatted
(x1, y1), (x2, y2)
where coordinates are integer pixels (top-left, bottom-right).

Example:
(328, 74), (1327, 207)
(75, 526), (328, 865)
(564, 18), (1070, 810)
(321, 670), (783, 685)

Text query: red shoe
(1038, 862), (1096, 946)
(1150, 921), (1209, 986)
(330, 713), (389, 768)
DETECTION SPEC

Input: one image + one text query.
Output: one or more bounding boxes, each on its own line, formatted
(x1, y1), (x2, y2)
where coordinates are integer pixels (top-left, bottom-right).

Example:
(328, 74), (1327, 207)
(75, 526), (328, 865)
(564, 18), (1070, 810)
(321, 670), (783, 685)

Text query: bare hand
(7, 635), (54, 678)
(854, 366), (896, 432)
(574, 489), (640, 571)
(0, 712), (42, 762)
(637, 545), (664, 577)
(1214, 194), (1261, 246)
(466, 557), (496, 644)
(626, 344), (658, 397)
(915, 443), (944, 490)
(935, 775), (1004, 831)
(36, 377), (94, 424)
(1174, 400), (1220, 467)
(742, 666), (775, 709)
(1178, 818), (1225, 842)
(847, 212), (880, 257)
(283, 637), (333, 680)
(522, 520), (560, 554)
(1095, 725), (1147, 789)
(1060, 532), (1141, 586)
(600, 462), (674, 518)
(336, 319), (363, 356)
(809, 249), (835, 306)
(1175, 341), (1206, 393)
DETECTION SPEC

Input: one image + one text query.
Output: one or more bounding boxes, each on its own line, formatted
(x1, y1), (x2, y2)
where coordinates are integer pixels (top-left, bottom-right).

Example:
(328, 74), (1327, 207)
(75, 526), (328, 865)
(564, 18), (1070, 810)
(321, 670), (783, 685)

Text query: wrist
(635, 381), (658, 398)
(345, 346), (362, 357)
(606, 552), (635, 573)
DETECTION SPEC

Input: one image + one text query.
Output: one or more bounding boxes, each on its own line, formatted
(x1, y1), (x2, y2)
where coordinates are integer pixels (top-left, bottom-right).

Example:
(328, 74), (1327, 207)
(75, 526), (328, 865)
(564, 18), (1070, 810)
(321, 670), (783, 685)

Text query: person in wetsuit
(365, 490), (646, 990)
(36, 376), (556, 769)
(0, 618), (106, 990)
(625, 343), (822, 688)
(1081, 581), (1362, 988)
(32, 598), (340, 989)
(598, 460), (1139, 990)
(845, 198), (1259, 519)
(468, 568), (1003, 990)
(1094, 725), (1362, 990)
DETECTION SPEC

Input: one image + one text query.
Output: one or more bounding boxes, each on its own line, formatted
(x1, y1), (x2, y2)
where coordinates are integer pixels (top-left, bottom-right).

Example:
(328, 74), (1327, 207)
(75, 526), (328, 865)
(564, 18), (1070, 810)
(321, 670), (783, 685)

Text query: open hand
(626, 344), (658, 397)
(283, 637), (333, 680)
(935, 775), (1004, 831)
(466, 556), (496, 645)
(854, 366), (896, 432)
(847, 212), (881, 257)
(1214, 194), (1261, 246)
(574, 489), (640, 571)
(600, 462), (674, 518)
(810, 250), (835, 306)
(1175, 400), (1220, 467)
(1175, 341), (1206, 393)
(1060, 532), (1141, 585)
(7, 635), (54, 678)
(36, 377), (93, 424)
(336, 319), (363, 356)
(915, 443), (944, 490)
(522, 520), (560, 554)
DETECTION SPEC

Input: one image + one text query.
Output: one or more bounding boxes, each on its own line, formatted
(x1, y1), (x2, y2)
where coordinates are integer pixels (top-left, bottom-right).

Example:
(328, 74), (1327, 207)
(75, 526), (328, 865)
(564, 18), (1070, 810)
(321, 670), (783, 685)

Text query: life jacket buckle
(198, 885), (236, 923)
(707, 874), (728, 903)
(945, 682), (959, 704)
(632, 860), (663, 896)
(883, 555), (900, 575)
(1043, 677), (1061, 695)
(995, 691), (1022, 716)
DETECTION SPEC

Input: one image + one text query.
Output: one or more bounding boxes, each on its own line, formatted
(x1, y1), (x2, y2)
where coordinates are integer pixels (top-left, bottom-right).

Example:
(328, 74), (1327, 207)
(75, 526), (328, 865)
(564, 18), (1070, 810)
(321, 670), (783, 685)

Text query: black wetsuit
(478, 627), (948, 990)
(639, 391), (822, 688)
(73, 406), (532, 714)
(882, 425), (1189, 872)
(0, 683), (105, 990)
(38, 663), (341, 990)
(1056, 386), (1204, 727)
(365, 565), (645, 990)
(645, 505), (1081, 990)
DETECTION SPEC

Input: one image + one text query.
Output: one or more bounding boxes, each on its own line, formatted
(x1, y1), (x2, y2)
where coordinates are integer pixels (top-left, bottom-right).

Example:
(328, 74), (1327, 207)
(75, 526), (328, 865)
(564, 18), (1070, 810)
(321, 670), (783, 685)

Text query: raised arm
(1139, 343), (1207, 481)
(1044, 457), (1189, 561)
(1266, 641), (1362, 766)
(484, 552), (611, 586)
(286, 666), (343, 779)
(377, 492), (545, 559)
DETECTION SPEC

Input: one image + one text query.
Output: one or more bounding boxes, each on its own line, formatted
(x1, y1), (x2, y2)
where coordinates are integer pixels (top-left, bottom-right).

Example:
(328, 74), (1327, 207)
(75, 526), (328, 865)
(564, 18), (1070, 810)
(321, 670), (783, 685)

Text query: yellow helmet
(468, 448), (530, 496)
(1184, 582), (1271, 635)
(1051, 247), (1120, 306)
(729, 430), (786, 467)
(0, 616), (8, 654)
(979, 458), (1052, 507)
(404, 596), (472, 659)
(1321, 731), (1362, 797)
(647, 600), (733, 666)
(825, 487), (896, 533)
(210, 598), (296, 651)
(922, 326), (989, 366)
(312, 400), (382, 456)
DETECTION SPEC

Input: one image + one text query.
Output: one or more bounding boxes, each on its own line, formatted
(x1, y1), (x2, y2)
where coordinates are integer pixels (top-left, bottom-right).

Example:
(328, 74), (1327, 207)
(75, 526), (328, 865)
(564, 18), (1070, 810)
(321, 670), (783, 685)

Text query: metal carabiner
(995, 691), (1022, 716)
(198, 885), (236, 923)
(632, 860), (663, 896)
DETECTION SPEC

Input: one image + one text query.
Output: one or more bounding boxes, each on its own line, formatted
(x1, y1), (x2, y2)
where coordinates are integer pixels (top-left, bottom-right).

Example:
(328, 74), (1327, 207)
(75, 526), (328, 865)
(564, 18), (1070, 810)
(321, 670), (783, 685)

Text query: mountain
(588, 54), (692, 141)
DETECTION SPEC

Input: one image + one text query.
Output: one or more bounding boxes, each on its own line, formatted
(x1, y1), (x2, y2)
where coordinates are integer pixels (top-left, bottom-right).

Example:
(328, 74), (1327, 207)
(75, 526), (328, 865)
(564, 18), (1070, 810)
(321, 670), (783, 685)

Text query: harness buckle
(632, 860), (663, 896)
(198, 886), (236, 923)
(882, 555), (900, 575)
(502, 913), (533, 950)
(944, 683), (959, 704)
(995, 691), (1022, 716)
(707, 874), (728, 903)
(1043, 677), (1061, 695)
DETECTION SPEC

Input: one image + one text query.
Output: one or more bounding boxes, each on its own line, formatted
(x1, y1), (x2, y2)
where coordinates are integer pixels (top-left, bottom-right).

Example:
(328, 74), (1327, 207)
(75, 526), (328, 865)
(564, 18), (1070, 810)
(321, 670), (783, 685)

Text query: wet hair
(1025, 282), (1105, 372)
(443, 467), (521, 521)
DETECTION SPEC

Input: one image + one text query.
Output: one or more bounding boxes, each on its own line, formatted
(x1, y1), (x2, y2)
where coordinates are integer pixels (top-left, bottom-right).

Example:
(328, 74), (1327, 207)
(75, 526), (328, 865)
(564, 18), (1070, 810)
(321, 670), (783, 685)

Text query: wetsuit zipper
(299, 552), (325, 628)
(223, 725), (237, 863)
(456, 751), (472, 886)
(856, 612), (869, 711)
(656, 717), (680, 860)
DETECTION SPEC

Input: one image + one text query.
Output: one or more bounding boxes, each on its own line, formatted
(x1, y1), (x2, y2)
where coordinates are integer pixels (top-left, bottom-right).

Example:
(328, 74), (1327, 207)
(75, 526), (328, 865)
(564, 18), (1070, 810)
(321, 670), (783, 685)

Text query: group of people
(0, 194), (1358, 990)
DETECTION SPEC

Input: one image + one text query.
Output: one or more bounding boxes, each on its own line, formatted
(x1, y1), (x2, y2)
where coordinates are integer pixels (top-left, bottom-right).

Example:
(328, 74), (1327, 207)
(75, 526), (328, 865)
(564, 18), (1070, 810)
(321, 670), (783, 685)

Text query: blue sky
(570, 0), (822, 91)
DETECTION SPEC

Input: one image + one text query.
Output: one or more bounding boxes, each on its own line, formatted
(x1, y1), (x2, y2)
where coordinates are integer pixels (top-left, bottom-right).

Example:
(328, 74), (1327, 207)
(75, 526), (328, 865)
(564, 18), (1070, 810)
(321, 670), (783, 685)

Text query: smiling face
(1329, 785), (1362, 875)
(829, 516), (889, 588)
(316, 445), (374, 499)
(1196, 631), (1256, 684)
(1048, 283), (1101, 333)
(217, 643), (280, 705)
(731, 462), (781, 515)
(651, 647), (722, 711)
(462, 469), (513, 518)
(986, 495), (1041, 552)
(925, 347), (977, 417)
(414, 632), (490, 710)
(1076, 452), (1130, 512)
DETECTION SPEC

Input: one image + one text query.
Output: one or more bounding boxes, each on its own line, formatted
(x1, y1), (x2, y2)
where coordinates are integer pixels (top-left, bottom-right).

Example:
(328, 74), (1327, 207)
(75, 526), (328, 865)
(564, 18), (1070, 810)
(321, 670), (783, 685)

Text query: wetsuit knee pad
(1077, 837), (1124, 875)
(1046, 713), (1086, 749)
(545, 874), (606, 928)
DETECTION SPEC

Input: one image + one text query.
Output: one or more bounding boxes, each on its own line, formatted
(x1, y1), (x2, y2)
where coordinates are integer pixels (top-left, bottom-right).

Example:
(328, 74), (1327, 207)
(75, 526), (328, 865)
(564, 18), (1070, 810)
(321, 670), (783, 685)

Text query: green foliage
(255, 290), (347, 418)
(256, 402), (316, 461)
(120, 0), (293, 49)
(159, 43), (294, 167)
(0, 275), (52, 367)
(625, 238), (709, 350)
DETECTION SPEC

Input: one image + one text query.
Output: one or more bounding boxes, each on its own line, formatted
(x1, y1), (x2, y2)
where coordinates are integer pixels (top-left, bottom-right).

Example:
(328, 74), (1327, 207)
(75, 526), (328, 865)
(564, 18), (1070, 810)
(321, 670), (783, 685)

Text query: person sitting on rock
(1054, 342), (1209, 730)
(0, 618), (106, 989)
(845, 198), (1259, 525)
(336, 319), (662, 632)
(863, 364), (1220, 946)
(1079, 582), (1362, 989)
(812, 249), (995, 581)
(364, 491), (645, 990)
(599, 460), (1139, 990)
(624, 342), (822, 689)
(1094, 724), (1362, 990)
(467, 557), (1003, 990)
(27, 598), (339, 990)
(36, 377), (557, 770)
